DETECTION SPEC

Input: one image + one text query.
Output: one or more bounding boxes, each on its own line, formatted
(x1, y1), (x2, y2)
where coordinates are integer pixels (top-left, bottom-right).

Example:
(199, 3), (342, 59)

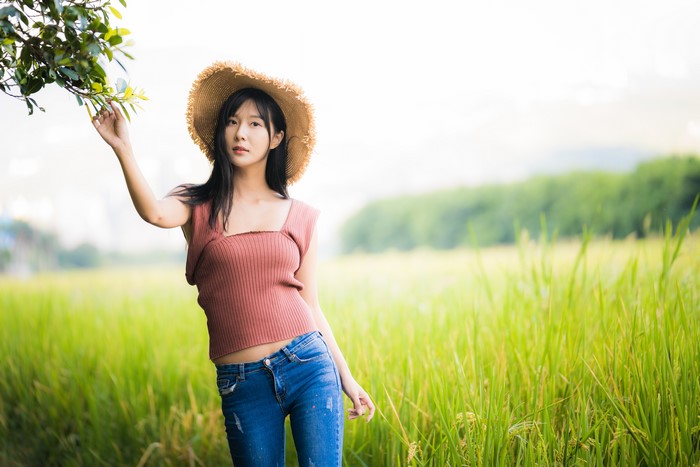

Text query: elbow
(141, 211), (165, 227)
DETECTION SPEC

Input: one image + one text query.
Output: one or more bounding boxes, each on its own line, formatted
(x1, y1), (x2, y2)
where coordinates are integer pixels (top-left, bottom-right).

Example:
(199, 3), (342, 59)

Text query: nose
(234, 124), (247, 141)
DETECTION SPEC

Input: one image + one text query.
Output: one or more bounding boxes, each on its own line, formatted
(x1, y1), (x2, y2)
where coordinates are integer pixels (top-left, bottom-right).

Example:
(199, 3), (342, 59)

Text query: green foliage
(0, 0), (146, 117)
(57, 241), (100, 268)
(341, 156), (700, 253)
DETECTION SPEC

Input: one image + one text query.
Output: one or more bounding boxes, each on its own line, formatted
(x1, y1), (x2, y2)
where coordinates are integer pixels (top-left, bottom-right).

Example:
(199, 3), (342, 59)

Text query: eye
(251, 121), (263, 127)
(226, 118), (237, 126)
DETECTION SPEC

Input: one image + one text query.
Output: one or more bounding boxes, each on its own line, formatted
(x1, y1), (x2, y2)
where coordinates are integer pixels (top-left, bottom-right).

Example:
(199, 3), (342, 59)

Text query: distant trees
(340, 156), (700, 253)
(0, 219), (99, 274)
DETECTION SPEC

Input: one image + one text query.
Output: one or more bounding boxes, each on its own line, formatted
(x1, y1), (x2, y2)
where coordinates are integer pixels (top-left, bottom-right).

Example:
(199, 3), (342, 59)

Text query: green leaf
(84, 41), (101, 57)
(1, 42), (14, 55)
(14, 67), (24, 83)
(119, 0), (127, 7)
(19, 45), (32, 67)
(107, 35), (123, 46)
(41, 24), (57, 40)
(117, 100), (131, 122)
(59, 67), (79, 81)
(75, 94), (83, 106)
(28, 79), (43, 94)
(95, 22), (108, 34)
(91, 62), (107, 79)
(17, 9), (29, 26)
(0, 19), (15, 36)
(108, 6), (122, 19)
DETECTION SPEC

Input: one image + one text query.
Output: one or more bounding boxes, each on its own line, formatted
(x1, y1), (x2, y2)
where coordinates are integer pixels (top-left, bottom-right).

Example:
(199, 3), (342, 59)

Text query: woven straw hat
(186, 61), (315, 184)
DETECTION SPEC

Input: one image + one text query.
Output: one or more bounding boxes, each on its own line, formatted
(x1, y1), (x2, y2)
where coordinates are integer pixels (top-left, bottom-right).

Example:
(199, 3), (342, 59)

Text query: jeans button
(264, 358), (271, 366)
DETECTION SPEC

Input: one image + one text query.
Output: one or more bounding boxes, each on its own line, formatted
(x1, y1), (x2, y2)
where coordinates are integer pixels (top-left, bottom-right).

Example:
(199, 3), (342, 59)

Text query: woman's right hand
(92, 101), (131, 153)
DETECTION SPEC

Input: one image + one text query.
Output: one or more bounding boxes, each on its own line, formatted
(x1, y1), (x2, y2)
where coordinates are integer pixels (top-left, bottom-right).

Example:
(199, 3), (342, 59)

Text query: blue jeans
(215, 331), (344, 466)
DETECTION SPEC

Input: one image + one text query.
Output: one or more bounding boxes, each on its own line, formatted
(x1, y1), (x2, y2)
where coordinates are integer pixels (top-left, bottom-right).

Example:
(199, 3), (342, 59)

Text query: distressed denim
(215, 331), (344, 466)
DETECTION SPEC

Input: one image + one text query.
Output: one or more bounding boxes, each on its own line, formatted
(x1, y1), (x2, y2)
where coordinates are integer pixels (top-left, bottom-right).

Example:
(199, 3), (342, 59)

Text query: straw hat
(186, 61), (315, 184)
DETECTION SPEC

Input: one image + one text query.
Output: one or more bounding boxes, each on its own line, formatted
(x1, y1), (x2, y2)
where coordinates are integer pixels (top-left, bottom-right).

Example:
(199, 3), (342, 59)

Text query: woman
(92, 61), (374, 466)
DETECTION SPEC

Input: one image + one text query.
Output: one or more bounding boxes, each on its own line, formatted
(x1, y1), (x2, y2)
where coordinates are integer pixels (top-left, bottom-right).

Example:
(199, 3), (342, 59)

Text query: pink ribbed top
(185, 199), (320, 360)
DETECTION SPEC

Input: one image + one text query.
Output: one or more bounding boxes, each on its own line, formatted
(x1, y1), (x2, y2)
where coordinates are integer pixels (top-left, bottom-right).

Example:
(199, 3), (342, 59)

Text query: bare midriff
(212, 337), (296, 365)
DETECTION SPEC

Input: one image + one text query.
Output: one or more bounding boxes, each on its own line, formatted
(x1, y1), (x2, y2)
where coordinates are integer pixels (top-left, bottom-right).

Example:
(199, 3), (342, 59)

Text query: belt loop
(238, 363), (245, 380)
(282, 347), (294, 362)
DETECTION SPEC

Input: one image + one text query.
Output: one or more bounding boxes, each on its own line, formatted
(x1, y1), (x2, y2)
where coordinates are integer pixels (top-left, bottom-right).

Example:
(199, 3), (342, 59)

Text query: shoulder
(291, 198), (319, 215)
(289, 198), (320, 225)
(187, 197), (216, 236)
(285, 199), (319, 257)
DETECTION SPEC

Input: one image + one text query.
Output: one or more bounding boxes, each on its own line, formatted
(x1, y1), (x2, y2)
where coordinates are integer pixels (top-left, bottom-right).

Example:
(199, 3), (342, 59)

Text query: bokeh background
(2, 0), (700, 259)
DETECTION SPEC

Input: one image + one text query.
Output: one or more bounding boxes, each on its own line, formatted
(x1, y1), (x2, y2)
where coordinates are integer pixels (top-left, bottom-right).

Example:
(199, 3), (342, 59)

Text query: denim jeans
(215, 331), (344, 466)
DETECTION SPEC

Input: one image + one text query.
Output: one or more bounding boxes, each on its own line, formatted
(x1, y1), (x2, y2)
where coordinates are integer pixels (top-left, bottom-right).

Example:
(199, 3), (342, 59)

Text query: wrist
(113, 144), (134, 160)
(338, 367), (354, 383)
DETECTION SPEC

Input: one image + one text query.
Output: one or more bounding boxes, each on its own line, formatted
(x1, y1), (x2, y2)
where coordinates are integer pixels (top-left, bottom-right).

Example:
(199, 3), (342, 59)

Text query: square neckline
(217, 199), (295, 238)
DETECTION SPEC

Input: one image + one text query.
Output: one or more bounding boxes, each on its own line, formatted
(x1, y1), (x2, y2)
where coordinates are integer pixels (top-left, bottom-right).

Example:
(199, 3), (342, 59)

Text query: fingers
(363, 392), (376, 422)
(346, 387), (375, 422)
(348, 392), (364, 419)
(109, 100), (124, 121)
(92, 106), (111, 125)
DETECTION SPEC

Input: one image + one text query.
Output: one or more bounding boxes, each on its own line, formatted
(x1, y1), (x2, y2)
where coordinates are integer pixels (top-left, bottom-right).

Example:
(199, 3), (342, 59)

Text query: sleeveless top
(185, 199), (320, 360)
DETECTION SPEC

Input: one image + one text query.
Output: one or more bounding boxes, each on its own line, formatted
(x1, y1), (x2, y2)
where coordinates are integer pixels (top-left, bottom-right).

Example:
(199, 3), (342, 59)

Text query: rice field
(1, 226), (699, 466)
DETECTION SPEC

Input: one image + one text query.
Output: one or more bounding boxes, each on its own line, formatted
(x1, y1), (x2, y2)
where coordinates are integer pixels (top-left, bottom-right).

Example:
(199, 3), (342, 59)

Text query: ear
(270, 130), (284, 150)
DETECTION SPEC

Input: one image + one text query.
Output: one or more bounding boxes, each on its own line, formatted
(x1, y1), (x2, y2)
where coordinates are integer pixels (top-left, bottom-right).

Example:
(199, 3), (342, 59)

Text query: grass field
(1, 227), (699, 466)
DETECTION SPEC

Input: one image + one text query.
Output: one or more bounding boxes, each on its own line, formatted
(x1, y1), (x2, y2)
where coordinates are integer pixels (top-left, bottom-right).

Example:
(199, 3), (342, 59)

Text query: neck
(232, 167), (277, 202)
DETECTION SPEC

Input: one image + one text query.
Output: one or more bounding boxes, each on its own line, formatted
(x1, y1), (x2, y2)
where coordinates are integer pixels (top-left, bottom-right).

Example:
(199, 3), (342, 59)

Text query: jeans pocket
(217, 375), (239, 397)
(292, 336), (329, 364)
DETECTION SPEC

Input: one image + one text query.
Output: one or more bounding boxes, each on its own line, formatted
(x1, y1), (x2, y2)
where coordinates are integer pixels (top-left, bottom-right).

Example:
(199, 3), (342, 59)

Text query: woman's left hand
(342, 376), (375, 422)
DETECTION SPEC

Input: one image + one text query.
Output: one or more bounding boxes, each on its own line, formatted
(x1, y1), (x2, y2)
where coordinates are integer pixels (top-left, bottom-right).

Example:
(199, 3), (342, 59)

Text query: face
(224, 99), (284, 172)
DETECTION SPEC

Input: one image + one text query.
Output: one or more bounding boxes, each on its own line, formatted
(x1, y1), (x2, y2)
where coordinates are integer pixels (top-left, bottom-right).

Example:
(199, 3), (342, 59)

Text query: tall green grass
(1, 229), (699, 465)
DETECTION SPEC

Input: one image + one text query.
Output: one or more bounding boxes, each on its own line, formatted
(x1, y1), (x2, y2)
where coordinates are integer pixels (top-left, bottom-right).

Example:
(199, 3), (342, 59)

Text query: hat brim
(186, 61), (315, 185)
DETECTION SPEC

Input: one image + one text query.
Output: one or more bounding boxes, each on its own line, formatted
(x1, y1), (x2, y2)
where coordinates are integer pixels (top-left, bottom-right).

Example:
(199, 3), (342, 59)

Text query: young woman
(92, 61), (375, 466)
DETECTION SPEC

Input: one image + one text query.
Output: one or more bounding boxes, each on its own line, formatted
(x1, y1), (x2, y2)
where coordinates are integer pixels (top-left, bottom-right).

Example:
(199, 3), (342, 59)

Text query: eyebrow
(228, 114), (264, 120)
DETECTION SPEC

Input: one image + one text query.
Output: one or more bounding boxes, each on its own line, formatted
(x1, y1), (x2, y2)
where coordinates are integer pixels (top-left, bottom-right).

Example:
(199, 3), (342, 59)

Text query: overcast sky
(2, 0), (700, 254)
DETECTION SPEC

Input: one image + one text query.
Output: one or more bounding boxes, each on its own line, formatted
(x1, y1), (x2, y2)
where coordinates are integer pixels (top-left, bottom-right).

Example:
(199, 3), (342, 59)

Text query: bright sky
(2, 0), (700, 254)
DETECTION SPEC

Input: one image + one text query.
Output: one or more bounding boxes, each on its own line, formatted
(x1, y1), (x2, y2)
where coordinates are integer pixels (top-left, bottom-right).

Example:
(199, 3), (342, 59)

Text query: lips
(232, 146), (248, 154)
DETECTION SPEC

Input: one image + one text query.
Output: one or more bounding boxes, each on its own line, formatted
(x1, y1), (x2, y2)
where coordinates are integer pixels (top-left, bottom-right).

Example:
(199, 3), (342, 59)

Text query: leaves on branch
(0, 0), (146, 117)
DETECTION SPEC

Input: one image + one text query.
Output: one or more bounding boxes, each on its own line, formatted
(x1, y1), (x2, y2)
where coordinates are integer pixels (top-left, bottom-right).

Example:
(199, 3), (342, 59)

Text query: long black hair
(178, 88), (289, 230)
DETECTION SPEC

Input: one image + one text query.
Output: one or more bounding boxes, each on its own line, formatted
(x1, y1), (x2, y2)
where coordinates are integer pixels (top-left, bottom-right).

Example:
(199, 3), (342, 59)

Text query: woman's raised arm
(92, 101), (190, 228)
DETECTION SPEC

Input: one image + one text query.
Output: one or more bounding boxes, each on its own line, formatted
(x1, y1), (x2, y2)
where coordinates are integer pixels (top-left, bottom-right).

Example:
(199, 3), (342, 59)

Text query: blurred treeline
(0, 219), (101, 274)
(340, 156), (700, 253)
(0, 219), (183, 275)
